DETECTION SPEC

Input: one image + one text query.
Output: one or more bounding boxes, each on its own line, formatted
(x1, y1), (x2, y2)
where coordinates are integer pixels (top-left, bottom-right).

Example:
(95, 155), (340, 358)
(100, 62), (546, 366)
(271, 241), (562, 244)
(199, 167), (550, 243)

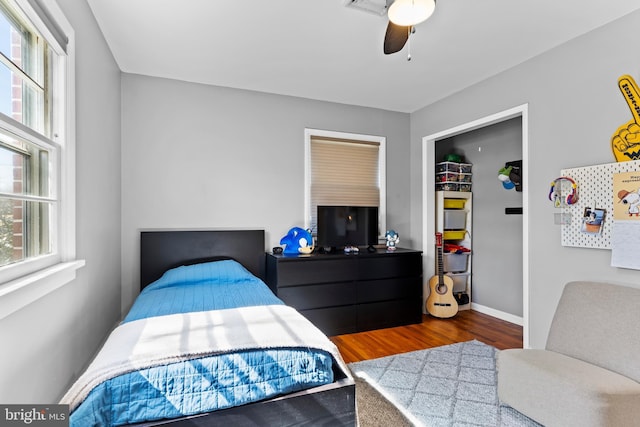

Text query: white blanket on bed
(60, 304), (349, 411)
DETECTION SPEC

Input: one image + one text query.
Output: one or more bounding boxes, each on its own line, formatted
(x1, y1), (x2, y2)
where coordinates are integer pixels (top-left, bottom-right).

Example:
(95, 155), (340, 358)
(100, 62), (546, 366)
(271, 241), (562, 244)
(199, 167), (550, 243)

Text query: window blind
(309, 136), (380, 233)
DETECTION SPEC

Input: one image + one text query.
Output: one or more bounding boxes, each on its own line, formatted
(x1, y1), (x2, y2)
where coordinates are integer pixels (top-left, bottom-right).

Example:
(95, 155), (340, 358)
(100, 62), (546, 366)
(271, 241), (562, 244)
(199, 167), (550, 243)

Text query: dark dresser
(265, 248), (423, 336)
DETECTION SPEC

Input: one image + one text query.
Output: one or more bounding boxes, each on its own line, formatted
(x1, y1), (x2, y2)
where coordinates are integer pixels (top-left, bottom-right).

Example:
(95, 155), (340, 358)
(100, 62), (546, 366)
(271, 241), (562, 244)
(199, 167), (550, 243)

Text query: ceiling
(86, 0), (640, 113)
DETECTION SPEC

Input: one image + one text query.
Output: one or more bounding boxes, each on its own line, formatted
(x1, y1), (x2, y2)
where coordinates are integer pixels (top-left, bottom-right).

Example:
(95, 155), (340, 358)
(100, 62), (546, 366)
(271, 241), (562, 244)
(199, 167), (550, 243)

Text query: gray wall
(0, 1), (122, 403)
(410, 10), (640, 348)
(436, 118), (523, 317)
(120, 74), (410, 313)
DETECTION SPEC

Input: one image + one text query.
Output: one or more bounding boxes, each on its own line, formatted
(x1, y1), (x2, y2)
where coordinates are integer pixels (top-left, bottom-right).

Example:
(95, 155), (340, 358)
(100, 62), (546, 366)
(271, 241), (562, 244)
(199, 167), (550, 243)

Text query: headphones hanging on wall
(549, 176), (578, 206)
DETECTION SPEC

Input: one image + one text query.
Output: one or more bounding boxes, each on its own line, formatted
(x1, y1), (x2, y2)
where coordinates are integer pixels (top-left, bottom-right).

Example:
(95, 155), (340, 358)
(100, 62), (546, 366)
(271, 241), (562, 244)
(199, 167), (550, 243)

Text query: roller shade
(309, 136), (380, 232)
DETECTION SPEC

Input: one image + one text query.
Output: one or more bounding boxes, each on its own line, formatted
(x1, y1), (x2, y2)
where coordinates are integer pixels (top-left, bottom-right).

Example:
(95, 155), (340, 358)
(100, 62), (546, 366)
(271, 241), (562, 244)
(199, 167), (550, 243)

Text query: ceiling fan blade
(383, 21), (410, 55)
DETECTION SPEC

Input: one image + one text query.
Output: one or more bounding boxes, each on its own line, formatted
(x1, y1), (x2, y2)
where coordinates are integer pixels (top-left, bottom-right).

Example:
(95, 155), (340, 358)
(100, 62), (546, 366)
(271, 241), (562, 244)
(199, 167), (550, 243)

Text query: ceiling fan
(345, 0), (437, 58)
(384, 0), (436, 56)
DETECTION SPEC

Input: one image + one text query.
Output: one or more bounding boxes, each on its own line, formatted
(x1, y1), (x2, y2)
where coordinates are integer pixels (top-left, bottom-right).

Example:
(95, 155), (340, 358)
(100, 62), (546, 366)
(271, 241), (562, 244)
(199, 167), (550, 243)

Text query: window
(305, 129), (386, 238)
(0, 1), (47, 132)
(0, 128), (52, 266)
(0, 0), (80, 318)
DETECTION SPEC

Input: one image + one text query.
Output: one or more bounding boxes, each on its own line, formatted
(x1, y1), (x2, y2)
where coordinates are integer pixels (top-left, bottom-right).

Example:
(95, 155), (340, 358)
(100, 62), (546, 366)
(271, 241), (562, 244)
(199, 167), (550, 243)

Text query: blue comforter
(123, 259), (284, 322)
(69, 260), (334, 427)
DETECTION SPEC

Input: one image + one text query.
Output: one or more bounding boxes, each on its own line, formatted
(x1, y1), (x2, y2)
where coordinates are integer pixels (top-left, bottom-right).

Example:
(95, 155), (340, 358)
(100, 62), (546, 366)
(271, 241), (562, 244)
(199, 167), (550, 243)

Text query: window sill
(0, 260), (86, 320)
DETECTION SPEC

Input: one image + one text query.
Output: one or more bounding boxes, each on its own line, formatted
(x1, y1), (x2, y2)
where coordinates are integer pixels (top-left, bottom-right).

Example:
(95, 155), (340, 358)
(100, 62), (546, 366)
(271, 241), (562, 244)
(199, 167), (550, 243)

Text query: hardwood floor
(330, 310), (523, 364)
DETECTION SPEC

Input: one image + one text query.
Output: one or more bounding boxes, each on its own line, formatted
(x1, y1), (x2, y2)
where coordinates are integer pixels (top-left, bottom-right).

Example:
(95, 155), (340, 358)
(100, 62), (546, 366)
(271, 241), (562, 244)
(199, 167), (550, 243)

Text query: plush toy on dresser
(280, 227), (315, 254)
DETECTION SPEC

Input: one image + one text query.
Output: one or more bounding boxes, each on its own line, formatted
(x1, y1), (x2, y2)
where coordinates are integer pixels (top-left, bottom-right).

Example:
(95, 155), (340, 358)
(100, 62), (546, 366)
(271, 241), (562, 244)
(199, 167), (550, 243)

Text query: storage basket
(443, 252), (469, 272)
(446, 272), (469, 293)
(436, 161), (459, 173)
(443, 230), (466, 240)
(436, 182), (458, 191)
(459, 183), (472, 192)
(443, 198), (466, 209)
(436, 172), (459, 182)
(458, 173), (472, 183)
(444, 209), (467, 229)
(459, 163), (472, 173)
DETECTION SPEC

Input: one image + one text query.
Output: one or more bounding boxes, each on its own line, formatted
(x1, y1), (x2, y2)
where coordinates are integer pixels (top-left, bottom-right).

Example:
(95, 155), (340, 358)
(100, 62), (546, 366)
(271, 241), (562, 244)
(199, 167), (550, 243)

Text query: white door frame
(421, 103), (530, 348)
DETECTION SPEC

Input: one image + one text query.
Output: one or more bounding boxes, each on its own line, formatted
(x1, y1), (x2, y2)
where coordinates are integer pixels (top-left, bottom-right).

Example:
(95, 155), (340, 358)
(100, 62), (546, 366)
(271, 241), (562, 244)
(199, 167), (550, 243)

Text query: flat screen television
(317, 206), (379, 250)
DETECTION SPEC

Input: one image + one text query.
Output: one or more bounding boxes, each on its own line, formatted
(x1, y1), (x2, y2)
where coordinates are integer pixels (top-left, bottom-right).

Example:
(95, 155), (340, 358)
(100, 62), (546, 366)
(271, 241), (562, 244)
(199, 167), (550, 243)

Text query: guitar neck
(437, 245), (444, 281)
(435, 232), (445, 281)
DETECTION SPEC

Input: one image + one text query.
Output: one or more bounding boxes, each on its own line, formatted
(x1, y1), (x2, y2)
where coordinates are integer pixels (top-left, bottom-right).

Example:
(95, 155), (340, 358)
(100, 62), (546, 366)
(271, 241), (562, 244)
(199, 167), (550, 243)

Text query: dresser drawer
(274, 258), (356, 286)
(357, 276), (421, 303)
(358, 253), (422, 280)
(277, 282), (356, 310)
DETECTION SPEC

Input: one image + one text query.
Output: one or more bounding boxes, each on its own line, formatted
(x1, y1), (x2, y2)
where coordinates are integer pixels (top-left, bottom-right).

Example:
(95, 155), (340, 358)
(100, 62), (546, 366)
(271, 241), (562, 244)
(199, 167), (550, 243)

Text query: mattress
(66, 260), (336, 427)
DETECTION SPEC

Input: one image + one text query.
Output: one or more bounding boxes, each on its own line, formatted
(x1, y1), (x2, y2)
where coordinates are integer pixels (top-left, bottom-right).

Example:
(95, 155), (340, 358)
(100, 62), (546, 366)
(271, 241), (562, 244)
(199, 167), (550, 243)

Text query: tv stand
(265, 248), (423, 335)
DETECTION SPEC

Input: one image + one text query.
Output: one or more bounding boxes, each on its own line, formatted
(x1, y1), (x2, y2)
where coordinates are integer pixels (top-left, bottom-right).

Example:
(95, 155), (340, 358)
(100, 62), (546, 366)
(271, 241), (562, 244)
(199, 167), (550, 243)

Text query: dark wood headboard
(140, 230), (266, 289)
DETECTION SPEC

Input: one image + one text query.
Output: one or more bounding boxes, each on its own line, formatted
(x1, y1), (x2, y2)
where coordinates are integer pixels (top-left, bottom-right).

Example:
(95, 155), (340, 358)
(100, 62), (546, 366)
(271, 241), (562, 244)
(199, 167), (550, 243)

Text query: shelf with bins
(436, 190), (472, 309)
(435, 161), (473, 193)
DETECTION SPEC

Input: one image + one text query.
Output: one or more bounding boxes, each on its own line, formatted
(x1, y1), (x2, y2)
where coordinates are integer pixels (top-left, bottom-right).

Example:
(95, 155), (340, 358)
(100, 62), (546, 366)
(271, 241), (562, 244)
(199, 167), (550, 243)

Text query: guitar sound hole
(436, 284), (449, 294)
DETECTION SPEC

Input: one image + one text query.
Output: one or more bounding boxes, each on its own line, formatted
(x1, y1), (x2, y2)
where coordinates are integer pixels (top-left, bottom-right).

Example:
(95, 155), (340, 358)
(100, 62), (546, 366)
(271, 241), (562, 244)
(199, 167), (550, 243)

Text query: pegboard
(559, 160), (640, 248)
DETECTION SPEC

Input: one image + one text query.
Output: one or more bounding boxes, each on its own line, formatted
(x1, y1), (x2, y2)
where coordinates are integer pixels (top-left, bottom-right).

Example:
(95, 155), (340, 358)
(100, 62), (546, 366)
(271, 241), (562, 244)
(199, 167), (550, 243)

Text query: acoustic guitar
(426, 232), (459, 318)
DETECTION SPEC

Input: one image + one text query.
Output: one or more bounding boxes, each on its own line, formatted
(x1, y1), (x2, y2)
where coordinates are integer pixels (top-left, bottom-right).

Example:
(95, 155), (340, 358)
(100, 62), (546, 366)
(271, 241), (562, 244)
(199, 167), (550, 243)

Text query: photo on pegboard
(581, 207), (605, 235)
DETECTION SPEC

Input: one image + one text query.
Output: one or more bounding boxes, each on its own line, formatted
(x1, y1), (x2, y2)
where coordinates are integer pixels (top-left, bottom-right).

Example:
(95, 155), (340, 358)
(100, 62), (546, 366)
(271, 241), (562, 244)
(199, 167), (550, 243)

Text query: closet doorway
(422, 104), (530, 347)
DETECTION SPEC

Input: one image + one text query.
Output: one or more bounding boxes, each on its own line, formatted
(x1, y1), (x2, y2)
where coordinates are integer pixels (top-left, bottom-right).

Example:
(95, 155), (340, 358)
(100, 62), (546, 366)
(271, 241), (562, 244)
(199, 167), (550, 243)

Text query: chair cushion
(498, 349), (640, 427)
(546, 281), (640, 382)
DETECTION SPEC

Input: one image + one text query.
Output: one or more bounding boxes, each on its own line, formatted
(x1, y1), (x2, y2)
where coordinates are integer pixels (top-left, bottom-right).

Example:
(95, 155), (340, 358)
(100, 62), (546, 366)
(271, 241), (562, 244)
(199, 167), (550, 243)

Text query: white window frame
(304, 128), (387, 239)
(0, 0), (83, 320)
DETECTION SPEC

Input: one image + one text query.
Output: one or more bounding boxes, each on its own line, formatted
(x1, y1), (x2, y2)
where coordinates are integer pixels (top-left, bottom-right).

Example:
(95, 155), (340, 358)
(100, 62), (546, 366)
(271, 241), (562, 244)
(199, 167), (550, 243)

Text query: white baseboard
(471, 302), (523, 326)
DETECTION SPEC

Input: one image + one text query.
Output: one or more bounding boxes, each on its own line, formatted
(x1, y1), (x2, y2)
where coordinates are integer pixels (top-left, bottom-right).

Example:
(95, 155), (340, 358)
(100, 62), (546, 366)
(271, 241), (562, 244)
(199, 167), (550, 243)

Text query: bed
(61, 230), (356, 426)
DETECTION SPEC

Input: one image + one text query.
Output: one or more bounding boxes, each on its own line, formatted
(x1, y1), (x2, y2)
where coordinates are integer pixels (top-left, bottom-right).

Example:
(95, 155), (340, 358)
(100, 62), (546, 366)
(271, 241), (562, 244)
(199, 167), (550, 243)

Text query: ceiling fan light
(388, 0), (435, 26)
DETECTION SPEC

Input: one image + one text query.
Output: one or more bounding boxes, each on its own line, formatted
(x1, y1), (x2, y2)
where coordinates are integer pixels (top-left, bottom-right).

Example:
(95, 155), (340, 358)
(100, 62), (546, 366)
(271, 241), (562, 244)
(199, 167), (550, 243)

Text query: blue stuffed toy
(280, 227), (315, 254)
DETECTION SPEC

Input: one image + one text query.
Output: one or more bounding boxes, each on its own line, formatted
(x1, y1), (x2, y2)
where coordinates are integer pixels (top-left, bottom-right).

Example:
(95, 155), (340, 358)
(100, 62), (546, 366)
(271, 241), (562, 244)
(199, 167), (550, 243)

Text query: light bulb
(388, 0), (436, 27)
